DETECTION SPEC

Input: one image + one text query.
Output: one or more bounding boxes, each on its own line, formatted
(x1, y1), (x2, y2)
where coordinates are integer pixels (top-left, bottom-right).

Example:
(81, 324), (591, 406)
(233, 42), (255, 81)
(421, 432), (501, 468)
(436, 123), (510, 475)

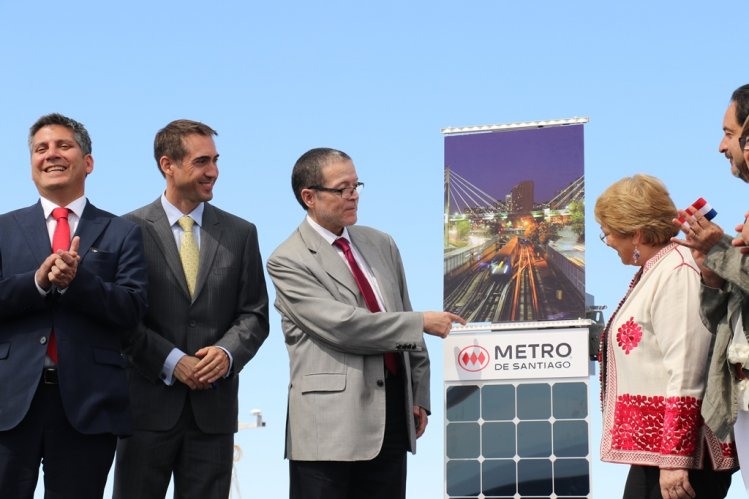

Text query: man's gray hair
(28, 113), (92, 156)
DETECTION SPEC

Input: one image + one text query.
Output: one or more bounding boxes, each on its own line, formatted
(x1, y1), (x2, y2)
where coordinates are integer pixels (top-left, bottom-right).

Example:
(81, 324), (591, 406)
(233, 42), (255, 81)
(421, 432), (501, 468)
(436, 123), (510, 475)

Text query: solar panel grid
(445, 381), (591, 499)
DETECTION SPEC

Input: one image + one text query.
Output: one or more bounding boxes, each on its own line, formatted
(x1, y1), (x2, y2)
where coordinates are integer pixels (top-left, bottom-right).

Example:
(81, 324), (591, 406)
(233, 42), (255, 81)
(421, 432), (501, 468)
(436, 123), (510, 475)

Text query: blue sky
(445, 125), (584, 203)
(1, 0), (746, 497)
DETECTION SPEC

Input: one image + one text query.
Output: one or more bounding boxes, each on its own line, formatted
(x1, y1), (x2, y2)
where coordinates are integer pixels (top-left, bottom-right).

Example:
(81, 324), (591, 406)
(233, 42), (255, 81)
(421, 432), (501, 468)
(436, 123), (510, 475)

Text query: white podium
(443, 322), (594, 499)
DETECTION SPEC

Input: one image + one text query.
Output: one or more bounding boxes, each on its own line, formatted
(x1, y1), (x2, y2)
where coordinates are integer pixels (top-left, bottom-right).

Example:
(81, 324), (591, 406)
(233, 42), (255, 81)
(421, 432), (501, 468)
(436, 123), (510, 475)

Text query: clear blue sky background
(1, 0), (746, 497)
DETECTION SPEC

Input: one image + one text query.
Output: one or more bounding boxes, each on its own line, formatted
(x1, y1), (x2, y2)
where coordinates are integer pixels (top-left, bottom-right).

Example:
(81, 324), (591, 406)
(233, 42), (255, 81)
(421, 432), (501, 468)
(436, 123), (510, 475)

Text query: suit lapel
(13, 202), (53, 264)
(142, 199), (192, 299)
(194, 204), (221, 301)
(75, 201), (110, 259)
(298, 220), (361, 300)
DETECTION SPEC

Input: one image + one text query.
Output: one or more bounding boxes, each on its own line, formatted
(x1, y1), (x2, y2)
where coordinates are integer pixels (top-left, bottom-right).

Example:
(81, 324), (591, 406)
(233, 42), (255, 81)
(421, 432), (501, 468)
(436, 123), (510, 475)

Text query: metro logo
(457, 345), (490, 372)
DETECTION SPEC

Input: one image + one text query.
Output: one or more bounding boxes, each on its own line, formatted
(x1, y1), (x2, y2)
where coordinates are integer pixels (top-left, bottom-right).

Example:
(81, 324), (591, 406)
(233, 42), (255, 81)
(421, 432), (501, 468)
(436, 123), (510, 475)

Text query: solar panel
(445, 381), (591, 499)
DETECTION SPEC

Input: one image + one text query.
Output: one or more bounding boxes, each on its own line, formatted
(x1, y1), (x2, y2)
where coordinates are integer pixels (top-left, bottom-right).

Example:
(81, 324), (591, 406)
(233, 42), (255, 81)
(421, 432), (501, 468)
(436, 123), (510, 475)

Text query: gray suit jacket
(700, 234), (749, 440)
(123, 199), (269, 434)
(267, 220), (429, 461)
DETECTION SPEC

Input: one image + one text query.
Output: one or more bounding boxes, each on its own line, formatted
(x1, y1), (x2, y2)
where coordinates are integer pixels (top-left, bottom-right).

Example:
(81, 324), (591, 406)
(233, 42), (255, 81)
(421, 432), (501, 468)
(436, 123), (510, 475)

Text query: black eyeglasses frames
(307, 182), (364, 199)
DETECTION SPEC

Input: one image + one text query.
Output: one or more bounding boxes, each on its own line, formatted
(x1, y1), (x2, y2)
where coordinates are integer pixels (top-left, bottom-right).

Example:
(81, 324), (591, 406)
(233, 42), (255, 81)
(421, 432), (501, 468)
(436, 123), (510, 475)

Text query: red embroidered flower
(616, 317), (642, 354)
(721, 442), (737, 457)
(661, 396), (701, 455)
(612, 394), (663, 451)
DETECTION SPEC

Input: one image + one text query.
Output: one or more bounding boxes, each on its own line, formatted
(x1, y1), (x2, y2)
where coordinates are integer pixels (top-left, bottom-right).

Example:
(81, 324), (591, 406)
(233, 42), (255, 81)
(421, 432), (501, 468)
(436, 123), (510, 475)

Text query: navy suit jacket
(0, 200), (148, 435)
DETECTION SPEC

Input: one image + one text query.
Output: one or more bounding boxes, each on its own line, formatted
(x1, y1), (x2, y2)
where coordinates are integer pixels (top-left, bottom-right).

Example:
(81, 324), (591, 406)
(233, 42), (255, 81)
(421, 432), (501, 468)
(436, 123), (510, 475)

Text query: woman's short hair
(594, 173), (678, 245)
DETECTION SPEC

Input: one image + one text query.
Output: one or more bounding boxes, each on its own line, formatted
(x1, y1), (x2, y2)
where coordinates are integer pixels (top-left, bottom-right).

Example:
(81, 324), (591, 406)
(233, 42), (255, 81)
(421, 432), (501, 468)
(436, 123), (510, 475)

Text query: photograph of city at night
(443, 124), (585, 325)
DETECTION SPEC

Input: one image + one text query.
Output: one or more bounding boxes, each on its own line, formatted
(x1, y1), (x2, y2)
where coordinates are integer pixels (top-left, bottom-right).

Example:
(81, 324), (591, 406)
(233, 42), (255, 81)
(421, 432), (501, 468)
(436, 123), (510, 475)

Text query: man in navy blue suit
(0, 113), (149, 498)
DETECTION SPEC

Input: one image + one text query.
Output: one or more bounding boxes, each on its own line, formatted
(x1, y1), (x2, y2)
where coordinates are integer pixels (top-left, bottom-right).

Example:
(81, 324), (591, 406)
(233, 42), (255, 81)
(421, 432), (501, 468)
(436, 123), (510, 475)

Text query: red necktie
(48, 207), (71, 363)
(333, 237), (398, 375)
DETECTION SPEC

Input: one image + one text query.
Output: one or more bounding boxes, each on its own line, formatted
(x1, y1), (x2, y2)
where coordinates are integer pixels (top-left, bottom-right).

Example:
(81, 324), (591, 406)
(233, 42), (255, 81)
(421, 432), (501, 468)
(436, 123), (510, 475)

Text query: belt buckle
(42, 368), (58, 384)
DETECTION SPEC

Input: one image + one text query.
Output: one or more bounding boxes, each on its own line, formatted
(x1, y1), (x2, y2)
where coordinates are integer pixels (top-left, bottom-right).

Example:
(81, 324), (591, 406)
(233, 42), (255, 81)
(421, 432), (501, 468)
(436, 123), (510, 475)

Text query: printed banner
(443, 123), (586, 325)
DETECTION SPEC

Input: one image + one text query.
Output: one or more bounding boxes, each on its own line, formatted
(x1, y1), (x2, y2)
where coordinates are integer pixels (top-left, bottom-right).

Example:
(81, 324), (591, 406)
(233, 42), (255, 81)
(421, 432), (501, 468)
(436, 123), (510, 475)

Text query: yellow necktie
(178, 216), (199, 297)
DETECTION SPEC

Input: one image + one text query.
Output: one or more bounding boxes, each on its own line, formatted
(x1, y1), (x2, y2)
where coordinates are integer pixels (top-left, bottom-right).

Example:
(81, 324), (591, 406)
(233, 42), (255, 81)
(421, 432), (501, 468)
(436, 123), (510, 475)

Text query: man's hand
(35, 236), (81, 290)
(35, 253), (58, 291)
(194, 346), (230, 384)
(671, 211), (723, 254)
(732, 211), (749, 253)
(49, 236), (81, 289)
(659, 468), (696, 499)
(413, 406), (428, 438)
(173, 355), (211, 390)
(423, 312), (466, 338)
(672, 213), (725, 288)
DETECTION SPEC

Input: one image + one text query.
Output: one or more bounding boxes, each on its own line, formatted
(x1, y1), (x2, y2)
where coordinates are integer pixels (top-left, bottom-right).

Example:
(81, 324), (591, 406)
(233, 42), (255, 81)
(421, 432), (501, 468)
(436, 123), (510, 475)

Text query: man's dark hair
(154, 119), (218, 177)
(732, 84), (749, 126)
(28, 113), (92, 156)
(291, 148), (352, 210)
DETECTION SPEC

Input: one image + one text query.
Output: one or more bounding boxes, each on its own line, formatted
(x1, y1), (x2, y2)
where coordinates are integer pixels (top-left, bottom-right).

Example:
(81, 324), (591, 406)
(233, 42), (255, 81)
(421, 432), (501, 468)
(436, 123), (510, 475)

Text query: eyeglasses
(307, 182), (364, 199)
(740, 136), (749, 151)
(599, 232), (608, 244)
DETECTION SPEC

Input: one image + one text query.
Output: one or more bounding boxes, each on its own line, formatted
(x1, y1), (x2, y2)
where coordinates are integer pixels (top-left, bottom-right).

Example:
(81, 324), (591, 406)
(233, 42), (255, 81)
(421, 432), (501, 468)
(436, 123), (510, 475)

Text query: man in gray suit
(113, 119), (269, 499)
(673, 84), (749, 491)
(267, 148), (464, 499)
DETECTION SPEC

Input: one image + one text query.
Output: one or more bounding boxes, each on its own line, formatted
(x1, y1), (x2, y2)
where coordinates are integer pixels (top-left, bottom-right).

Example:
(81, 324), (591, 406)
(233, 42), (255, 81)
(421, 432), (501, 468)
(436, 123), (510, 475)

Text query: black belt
(42, 367), (58, 384)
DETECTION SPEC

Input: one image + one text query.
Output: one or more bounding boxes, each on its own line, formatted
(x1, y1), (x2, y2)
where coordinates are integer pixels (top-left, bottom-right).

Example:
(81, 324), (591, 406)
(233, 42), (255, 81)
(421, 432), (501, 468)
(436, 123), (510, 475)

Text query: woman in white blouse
(595, 174), (736, 499)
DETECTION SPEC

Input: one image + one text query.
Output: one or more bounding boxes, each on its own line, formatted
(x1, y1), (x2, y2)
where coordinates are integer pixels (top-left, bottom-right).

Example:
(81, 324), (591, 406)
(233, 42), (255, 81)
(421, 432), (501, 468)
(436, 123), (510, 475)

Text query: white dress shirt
(159, 195), (232, 385)
(305, 215), (388, 312)
(35, 195), (87, 295)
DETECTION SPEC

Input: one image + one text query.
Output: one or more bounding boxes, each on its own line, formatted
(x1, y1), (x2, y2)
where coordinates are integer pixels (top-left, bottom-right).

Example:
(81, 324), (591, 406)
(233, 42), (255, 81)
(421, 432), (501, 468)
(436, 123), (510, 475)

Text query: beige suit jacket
(267, 220), (428, 461)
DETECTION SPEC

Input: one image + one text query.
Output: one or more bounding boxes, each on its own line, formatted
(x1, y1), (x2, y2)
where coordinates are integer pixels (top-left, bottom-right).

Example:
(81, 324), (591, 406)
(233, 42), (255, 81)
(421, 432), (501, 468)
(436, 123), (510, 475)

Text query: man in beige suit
(267, 148), (464, 499)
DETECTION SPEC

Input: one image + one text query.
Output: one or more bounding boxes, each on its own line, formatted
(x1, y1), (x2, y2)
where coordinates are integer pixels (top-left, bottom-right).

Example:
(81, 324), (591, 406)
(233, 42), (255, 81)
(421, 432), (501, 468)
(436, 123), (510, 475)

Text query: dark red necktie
(333, 237), (398, 375)
(48, 207), (70, 363)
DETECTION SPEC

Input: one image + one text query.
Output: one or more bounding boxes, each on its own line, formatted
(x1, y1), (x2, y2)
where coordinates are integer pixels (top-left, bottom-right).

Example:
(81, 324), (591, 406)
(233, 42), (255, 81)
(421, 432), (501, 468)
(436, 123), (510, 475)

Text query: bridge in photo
(444, 167), (585, 323)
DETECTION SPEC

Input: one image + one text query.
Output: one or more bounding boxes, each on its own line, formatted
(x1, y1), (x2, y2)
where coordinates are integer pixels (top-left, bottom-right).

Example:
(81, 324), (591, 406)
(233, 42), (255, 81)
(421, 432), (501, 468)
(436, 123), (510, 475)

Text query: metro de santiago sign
(443, 328), (589, 381)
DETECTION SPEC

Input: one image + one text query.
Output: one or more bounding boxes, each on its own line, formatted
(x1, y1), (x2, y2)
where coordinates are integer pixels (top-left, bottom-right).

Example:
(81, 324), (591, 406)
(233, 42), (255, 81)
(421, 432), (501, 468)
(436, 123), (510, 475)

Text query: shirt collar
(161, 194), (204, 228)
(40, 195), (87, 219)
(306, 215), (351, 246)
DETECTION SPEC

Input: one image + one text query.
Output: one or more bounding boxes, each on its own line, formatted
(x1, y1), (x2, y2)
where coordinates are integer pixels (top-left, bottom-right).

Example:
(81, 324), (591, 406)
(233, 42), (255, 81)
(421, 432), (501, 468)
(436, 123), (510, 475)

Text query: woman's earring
(632, 246), (641, 264)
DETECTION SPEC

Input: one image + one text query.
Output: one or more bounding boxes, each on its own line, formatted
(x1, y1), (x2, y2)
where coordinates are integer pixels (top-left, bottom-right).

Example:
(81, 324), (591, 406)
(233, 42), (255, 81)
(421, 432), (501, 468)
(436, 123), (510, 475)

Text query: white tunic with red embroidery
(600, 243), (736, 470)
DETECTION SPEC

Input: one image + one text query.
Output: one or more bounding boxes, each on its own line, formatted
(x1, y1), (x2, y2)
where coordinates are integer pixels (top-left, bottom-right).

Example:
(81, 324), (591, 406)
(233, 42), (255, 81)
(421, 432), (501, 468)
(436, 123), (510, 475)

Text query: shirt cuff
(216, 346), (234, 377)
(34, 275), (53, 296)
(161, 348), (186, 386)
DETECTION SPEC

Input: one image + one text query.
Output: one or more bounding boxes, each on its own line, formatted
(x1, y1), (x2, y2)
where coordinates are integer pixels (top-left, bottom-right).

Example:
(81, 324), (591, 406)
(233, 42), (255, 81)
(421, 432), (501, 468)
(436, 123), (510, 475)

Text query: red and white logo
(457, 345), (490, 372)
